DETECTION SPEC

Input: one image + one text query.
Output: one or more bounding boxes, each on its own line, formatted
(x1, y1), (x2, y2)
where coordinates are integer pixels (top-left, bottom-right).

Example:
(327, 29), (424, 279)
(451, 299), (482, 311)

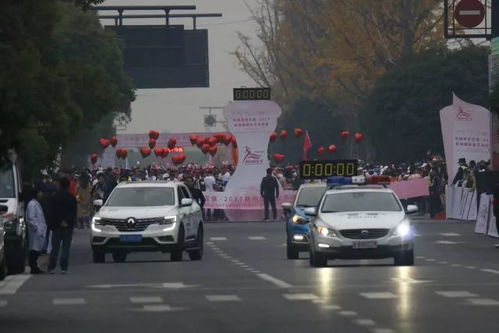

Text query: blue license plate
(120, 235), (142, 243)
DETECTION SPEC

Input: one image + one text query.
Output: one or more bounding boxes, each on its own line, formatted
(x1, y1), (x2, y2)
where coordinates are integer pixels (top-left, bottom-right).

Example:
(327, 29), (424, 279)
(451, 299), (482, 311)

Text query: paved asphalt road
(1, 219), (499, 333)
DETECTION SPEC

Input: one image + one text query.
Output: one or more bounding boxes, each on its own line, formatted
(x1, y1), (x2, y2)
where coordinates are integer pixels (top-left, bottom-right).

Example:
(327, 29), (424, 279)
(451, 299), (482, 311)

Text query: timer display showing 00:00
(299, 161), (357, 179)
(233, 88), (271, 100)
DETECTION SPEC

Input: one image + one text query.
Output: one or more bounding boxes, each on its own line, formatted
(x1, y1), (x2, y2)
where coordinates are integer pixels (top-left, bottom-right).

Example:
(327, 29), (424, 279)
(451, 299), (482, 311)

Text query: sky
(97, 0), (259, 134)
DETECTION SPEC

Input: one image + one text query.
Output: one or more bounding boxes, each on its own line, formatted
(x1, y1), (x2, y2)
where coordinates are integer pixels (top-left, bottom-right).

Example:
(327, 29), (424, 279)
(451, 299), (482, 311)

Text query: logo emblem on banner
(242, 146), (264, 165)
(456, 107), (472, 121)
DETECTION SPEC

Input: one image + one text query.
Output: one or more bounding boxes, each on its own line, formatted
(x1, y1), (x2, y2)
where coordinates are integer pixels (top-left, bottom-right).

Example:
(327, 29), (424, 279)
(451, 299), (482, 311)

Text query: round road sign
(455, 0), (485, 28)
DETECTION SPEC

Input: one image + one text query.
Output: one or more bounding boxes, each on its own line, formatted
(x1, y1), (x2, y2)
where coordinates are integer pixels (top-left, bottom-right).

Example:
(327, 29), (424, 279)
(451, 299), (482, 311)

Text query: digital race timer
(299, 160), (358, 179)
(233, 87), (271, 101)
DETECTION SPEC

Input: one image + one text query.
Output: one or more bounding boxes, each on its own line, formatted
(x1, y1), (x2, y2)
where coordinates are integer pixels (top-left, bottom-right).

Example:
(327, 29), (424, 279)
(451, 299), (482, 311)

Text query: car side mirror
(281, 202), (292, 211)
(93, 199), (103, 208)
(181, 198), (193, 207)
(406, 205), (418, 214)
(304, 207), (317, 217)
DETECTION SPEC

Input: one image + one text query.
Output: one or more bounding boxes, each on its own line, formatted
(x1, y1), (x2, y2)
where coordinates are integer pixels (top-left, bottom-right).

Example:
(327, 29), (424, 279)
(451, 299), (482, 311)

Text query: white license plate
(353, 241), (378, 249)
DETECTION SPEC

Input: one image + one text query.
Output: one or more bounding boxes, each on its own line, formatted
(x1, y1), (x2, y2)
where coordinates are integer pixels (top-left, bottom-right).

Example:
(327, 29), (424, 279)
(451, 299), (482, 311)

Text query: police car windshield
(321, 191), (402, 213)
(106, 187), (175, 207)
(295, 186), (327, 207)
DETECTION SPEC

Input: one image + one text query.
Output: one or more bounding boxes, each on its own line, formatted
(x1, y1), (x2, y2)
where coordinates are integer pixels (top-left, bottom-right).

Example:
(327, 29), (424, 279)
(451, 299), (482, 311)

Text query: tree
(360, 46), (488, 162)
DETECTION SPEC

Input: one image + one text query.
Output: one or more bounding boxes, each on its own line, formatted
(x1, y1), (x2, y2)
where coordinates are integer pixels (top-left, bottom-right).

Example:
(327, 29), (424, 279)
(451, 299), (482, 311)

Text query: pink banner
(389, 179), (429, 200)
(204, 190), (297, 210)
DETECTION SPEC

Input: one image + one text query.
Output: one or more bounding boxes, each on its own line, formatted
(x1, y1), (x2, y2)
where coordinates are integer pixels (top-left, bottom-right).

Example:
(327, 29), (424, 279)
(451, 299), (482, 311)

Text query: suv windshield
(0, 166), (15, 198)
(321, 191), (402, 213)
(106, 187), (175, 207)
(295, 186), (327, 207)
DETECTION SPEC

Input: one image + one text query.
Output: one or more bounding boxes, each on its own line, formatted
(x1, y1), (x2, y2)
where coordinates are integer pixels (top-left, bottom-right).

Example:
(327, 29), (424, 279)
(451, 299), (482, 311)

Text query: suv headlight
(393, 221), (412, 238)
(160, 216), (177, 225)
(292, 215), (309, 224)
(92, 216), (103, 225)
(316, 225), (338, 237)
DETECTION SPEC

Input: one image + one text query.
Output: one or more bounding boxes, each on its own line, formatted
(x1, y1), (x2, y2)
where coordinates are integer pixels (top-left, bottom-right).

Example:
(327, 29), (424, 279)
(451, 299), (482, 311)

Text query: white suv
(91, 181), (203, 263)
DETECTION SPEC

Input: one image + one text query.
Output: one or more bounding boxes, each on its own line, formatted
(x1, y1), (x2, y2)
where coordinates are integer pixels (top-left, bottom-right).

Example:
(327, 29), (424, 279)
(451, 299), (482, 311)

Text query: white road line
(481, 268), (499, 275)
(322, 305), (341, 310)
(250, 270), (261, 274)
(451, 264), (462, 267)
(283, 293), (319, 301)
(436, 291), (478, 298)
(467, 298), (499, 306)
(438, 261), (449, 264)
(439, 233), (461, 237)
(136, 305), (187, 312)
(53, 298), (86, 306)
(355, 319), (376, 326)
(359, 292), (396, 299)
(466, 266), (476, 269)
(248, 236), (266, 240)
(373, 329), (395, 333)
(426, 258), (436, 262)
(206, 295), (242, 302)
(205, 241), (214, 245)
(130, 296), (163, 304)
(416, 256), (425, 259)
(312, 299), (326, 304)
(0, 300), (7, 307)
(257, 273), (292, 288)
(0, 275), (32, 295)
(210, 237), (228, 241)
(339, 311), (358, 316)
(435, 240), (462, 245)
(240, 265), (250, 268)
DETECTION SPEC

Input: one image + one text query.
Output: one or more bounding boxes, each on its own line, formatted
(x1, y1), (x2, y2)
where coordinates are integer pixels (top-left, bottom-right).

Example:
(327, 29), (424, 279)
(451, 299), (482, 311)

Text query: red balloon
(110, 137), (118, 148)
(116, 148), (127, 159)
(231, 136), (238, 149)
(269, 132), (277, 142)
(168, 137), (177, 149)
(99, 138), (110, 149)
(208, 145), (218, 156)
(273, 153), (285, 163)
(148, 130), (159, 140)
(140, 147), (151, 158)
(279, 130), (288, 141)
(154, 147), (163, 157)
(161, 147), (169, 158)
(223, 134), (233, 145)
(294, 128), (303, 138)
(201, 144), (210, 154)
(354, 132), (364, 143)
(149, 138), (157, 149)
(328, 144), (337, 153)
(189, 134), (199, 145)
(196, 137), (205, 148)
(208, 137), (218, 147)
(340, 130), (350, 140)
(204, 137), (210, 144)
(214, 133), (226, 143)
(90, 154), (98, 164)
(318, 146), (325, 155)
(172, 154), (186, 166)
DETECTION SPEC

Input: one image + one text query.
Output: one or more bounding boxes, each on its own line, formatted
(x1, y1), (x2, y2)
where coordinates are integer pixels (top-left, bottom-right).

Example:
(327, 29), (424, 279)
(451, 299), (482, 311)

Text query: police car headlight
(160, 216), (177, 225)
(292, 215), (309, 224)
(393, 222), (411, 238)
(317, 225), (337, 237)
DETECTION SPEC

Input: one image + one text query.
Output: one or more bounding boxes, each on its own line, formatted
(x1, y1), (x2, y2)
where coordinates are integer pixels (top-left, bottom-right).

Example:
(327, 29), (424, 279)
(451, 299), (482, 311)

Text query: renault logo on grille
(361, 230), (369, 236)
(126, 218), (136, 228)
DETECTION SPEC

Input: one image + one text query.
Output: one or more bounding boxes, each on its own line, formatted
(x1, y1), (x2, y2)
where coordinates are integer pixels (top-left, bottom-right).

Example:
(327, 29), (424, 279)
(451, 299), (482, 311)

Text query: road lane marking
(0, 275), (32, 295)
(355, 319), (376, 326)
(87, 282), (197, 289)
(53, 298), (86, 306)
(248, 236), (266, 240)
(206, 295), (242, 302)
(373, 329), (395, 333)
(283, 293), (318, 301)
(210, 237), (228, 241)
(439, 233), (461, 237)
(312, 299), (326, 304)
(130, 296), (163, 304)
(438, 261), (449, 264)
(0, 300), (7, 307)
(257, 273), (292, 288)
(451, 264), (462, 267)
(339, 311), (357, 316)
(322, 305), (341, 310)
(135, 305), (187, 312)
(466, 266), (476, 269)
(205, 241), (214, 245)
(481, 268), (499, 275)
(436, 291), (478, 298)
(359, 292), (396, 299)
(467, 298), (499, 306)
(416, 256), (425, 259)
(435, 240), (462, 244)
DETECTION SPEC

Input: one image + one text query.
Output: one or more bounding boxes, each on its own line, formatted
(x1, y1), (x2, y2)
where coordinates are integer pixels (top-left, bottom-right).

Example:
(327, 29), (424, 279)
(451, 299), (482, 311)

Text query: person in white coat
(26, 187), (47, 274)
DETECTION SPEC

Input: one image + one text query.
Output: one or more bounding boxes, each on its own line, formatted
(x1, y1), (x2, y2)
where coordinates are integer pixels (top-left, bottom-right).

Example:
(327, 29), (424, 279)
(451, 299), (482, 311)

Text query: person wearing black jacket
(48, 177), (77, 274)
(493, 182), (499, 248)
(260, 168), (279, 221)
(185, 177), (206, 219)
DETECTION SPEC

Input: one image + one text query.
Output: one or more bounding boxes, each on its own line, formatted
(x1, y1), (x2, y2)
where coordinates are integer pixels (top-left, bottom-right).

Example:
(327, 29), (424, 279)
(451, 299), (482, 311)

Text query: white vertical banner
(440, 94), (491, 184)
(475, 193), (490, 234)
(487, 215), (499, 238)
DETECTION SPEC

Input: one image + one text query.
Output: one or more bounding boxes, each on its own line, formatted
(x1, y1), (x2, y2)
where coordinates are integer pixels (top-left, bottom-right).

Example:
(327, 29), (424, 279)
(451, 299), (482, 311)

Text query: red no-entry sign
(455, 0), (486, 28)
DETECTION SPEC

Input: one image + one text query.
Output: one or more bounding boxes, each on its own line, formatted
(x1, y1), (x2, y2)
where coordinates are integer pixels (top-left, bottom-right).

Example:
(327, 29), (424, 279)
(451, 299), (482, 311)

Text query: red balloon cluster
(168, 137), (177, 149)
(148, 138), (157, 149)
(273, 153), (285, 163)
(171, 154), (186, 165)
(140, 147), (151, 158)
(149, 130), (160, 140)
(189, 133), (236, 157)
(99, 138), (110, 149)
(90, 154), (98, 164)
(116, 148), (128, 159)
